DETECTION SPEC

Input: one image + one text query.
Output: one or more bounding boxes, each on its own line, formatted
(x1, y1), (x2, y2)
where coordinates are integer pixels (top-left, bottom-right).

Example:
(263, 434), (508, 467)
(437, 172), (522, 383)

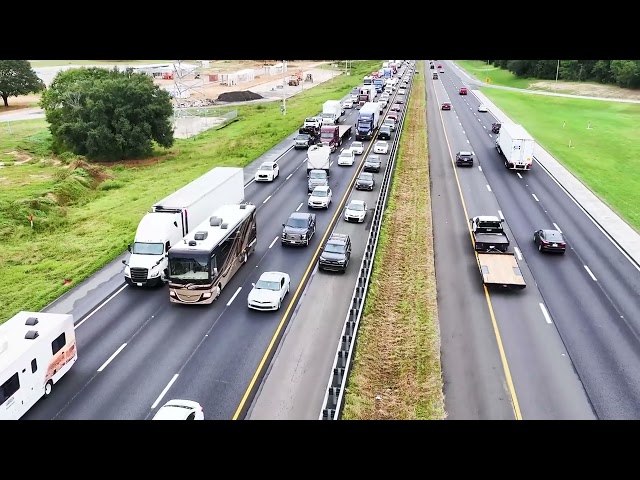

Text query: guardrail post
(337, 350), (348, 367)
(345, 320), (356, 337)
(341, 335), (352, 351)
(329, 387), (340, 406)
(322, 409), (334, 420)
(349, 308), (357, 321)
(333, 367), (344, 385)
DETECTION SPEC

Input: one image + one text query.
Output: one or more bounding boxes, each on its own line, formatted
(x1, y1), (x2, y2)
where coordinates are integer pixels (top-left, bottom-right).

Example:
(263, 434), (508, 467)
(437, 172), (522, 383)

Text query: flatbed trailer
(476, 251), (526, 289)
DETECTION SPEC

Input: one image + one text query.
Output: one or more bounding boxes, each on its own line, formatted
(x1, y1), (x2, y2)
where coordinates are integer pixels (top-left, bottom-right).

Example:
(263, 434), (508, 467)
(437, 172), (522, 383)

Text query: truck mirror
(164, 268), (169, 278)
(122, 260), (126, 265)
(282, 223), (286, 227)
(174, 221), (178, 227)
(127, 244), (132, 253)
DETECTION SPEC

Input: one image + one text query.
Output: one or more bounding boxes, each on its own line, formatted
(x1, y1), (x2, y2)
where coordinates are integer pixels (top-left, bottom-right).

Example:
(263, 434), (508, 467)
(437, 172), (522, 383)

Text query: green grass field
(481, 87), (640, 231)
(454, 60), (536, 89)
(29, 60), (176, 68)
(0, 60), (380, 323)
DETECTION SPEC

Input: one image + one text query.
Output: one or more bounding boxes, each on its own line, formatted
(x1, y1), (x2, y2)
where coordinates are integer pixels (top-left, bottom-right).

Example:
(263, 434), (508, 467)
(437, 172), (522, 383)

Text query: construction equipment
(305, 73), (313, 82)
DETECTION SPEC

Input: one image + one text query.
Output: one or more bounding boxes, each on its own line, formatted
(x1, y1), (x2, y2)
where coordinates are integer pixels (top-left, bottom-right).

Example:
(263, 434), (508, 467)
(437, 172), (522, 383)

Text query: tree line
(488, 60), (640, 89)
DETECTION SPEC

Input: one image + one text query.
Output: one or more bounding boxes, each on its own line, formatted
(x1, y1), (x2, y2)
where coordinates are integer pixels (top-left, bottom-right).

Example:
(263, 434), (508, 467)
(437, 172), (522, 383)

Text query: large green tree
(40, 67), (175, 161)
(0, 60), (45, 107)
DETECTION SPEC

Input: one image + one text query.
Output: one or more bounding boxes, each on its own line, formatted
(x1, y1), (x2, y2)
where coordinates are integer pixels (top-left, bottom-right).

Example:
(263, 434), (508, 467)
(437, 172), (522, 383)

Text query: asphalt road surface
(428, 61), (596, 420)
(437, 60), (640, 419)
(23, 71), (409, 420)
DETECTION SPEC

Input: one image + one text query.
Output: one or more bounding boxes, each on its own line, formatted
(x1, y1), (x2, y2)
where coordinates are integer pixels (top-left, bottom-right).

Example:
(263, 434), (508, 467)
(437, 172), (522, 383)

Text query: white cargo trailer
(495, 123), (535, 171)
(123, 167), (245, 287)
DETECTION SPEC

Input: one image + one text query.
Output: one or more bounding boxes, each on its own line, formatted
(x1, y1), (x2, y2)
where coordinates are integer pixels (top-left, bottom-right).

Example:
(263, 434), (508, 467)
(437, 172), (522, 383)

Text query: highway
(24, 69), (409, 420)
(433, 60), (640, 419)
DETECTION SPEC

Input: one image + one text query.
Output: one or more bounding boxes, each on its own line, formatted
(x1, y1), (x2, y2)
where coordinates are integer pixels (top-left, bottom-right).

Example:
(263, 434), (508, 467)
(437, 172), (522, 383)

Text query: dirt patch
(0, 177), (7, 182)
(342, 68), (445, 420)
(217, 90), (264, 102)
(67, 158), (113, 183)
(0, 94), (42, 114)
(4, 151), (34, 164)
(29, 174), (52, 180)
(531, 81), (640, 101)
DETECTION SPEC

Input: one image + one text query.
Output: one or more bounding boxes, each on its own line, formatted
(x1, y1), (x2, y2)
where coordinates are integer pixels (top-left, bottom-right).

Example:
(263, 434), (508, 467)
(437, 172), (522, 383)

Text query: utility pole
(555, 60), (560, 83)
(282, 59), (286, 116)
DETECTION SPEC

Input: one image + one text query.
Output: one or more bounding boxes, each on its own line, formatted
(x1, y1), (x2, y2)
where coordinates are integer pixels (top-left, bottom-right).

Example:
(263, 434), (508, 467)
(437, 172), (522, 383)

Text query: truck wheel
(538, 244), (542, 252)
(44, 380), (53, 398)
(215, 285), (221, 299)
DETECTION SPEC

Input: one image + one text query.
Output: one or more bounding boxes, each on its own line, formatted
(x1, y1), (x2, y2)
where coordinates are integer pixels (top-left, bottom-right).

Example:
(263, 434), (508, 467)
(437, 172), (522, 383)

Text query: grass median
(342, 63), (445, 420)
(454, 60), (534, 89)
(480, 88), (640, 232)
(0, 60), (380, 323)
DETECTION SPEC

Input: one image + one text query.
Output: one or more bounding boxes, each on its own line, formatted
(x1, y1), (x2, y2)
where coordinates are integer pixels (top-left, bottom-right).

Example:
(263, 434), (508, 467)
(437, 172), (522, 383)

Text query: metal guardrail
(318, 63), (417, 420)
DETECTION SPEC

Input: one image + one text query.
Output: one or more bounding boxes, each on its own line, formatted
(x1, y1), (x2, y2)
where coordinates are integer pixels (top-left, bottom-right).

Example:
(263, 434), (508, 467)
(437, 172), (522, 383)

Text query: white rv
(123, 167), (245, 287)
(0, 311), (77, 420)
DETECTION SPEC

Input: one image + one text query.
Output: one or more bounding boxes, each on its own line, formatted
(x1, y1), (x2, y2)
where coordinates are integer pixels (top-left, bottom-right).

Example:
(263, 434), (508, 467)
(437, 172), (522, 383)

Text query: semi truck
(363, 76), (373, 86)
(383, 67), (392, 78)
(357, 85), (376, 107)
(123, 167), (245, 287)
(307, 144), (332, 178)
(373, 78), (385, 93)
(355, 102), (380, 141)
(321, 100), (342, 125)
(495, 122), (535, 171)
(320, 124), (352, 152)
(470, 216), (510, 252)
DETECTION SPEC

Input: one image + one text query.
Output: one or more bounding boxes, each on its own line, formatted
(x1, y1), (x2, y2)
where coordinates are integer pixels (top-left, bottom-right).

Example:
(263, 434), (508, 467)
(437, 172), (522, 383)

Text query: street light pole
(282, 59), (286, 115)
(555, 60), (560, 83)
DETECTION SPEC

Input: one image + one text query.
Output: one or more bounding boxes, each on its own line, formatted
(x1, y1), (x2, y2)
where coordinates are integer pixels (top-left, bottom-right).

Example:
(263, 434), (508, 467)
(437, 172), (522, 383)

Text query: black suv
(319, 233), (351, 272)
(456, 151), (474, 167)
(363, 155), (382, 173)
(281, 212), (316, 246)
(378, 125), (392, 140)
(491, 123), (501, 134)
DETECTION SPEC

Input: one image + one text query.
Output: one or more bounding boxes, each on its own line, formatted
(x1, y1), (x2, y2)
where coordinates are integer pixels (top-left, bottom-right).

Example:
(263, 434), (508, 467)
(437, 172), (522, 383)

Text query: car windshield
(348, 202), (364, 211)
(296, 135), (309, 140)
(132, 242), (163, 255)
(259, 163), (273, 170)
(313, 189), (328, 197)
(359, 173), (373, 181)
(352, 142), (363, 148)
(324, 242), (345, 254)
(341, 150), (352, 156)
(255, 280), (280, 291)
(459, 152), (472, 157)
(367, 157), (380, 164)
(286, 217), (307, 228)
(377, 142), (387, 146)
(305, 118), (315, 123)
(545, 231), (564, 241)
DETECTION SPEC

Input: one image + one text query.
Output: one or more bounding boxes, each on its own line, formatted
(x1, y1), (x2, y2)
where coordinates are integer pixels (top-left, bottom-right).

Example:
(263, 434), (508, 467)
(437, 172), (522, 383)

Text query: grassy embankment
(0, 60), (380, 323)
(343, 63), (445, 419)
(453, 60), (535, 89)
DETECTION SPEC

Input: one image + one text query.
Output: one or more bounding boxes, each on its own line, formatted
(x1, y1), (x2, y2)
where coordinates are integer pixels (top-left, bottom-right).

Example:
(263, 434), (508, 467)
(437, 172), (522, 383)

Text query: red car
(441, 102), (451, 111)
(437, 64), (442, 69)
(391, 103), (403, 112)
(459, 87), (468, 95)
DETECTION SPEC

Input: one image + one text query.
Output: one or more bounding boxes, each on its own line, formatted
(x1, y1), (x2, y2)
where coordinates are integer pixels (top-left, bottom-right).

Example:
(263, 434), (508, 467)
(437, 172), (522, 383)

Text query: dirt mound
(217, 91), (264, 102)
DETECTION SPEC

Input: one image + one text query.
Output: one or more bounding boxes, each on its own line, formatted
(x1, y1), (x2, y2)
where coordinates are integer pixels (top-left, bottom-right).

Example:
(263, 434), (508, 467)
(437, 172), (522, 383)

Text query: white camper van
(0, 311), (77, 420)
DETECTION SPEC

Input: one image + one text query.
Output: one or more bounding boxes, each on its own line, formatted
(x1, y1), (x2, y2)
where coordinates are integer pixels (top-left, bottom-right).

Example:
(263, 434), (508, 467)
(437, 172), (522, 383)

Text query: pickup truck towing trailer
(320, 124), (352, 152)
(470, 215), (509, 252)
(477, 252), (526, 289)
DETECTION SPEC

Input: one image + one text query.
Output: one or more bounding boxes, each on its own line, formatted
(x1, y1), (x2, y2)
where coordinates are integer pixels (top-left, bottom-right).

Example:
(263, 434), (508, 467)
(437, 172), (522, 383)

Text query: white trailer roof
(500, 123), (534, 141)
(154, 167), (242, 210)
(0, 312), (72, 371)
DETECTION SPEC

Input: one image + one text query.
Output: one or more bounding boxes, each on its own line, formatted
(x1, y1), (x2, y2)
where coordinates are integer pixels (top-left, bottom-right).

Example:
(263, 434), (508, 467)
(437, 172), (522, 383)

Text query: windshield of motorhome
(169, 254), (210, 280)
(133, 242), (164, 255)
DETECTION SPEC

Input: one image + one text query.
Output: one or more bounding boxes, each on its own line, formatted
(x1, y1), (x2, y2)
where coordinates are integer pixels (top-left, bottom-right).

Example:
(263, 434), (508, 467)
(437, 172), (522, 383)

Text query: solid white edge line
(486, 184), (492, 192)
(268, 236), (278, 249)
(498, 210), (504, 220)
(286, 173), (293, 180)
(478, 165), (483, 172)
(151, 373), (179, 409)
(553, 222), (563, 233)
(226, 287), (242, 306)
(75, 284), (128, 330)
(532, 193), (540, 202)
(514, 247), (523, 260)
(584, 265), (598, 281)
(539, 303), (553, 324)
(97, 343), (127, 372)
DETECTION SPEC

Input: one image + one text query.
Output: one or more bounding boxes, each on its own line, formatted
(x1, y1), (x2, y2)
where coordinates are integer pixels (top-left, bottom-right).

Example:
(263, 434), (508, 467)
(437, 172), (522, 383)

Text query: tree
(0, 60), (45, 107)
(40, 67), (175, 161)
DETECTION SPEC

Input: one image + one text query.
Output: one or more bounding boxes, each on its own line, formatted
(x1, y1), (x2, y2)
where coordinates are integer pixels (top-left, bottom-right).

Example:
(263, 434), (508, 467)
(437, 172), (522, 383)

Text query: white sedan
(478, 104), (488, 112)
(350, 141), (364, 155)
(337, 149), (355, 166)
(247, 271), (291, 311)
(254, 161), (279, 182)
(344, 199), (367, 223)
(342, 99), (353, 109)
(373, 140), (389, 154)
(152, 399), (204, 420)
(308, 185), (332, 209)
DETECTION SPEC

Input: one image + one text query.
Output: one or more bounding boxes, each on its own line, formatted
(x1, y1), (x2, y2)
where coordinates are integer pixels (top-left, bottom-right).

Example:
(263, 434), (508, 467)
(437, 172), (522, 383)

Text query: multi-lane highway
(24, 66), (411, 420)
(431, 60), (640, 419)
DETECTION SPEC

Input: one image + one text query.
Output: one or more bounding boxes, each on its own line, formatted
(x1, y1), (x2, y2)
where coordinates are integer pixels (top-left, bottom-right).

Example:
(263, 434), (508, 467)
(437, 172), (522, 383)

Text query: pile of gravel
(217, 91), (264, 102)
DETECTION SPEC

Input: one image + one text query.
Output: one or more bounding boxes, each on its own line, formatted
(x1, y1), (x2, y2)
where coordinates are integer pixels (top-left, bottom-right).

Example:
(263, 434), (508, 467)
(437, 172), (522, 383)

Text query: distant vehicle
(387, 114), (399, 124)
(441, 102), (451, 111)
(470, 216), (510, 253)
(303, 117), (322, 132)
(247, 271), (291, 311)
(459, 87), (468, 95)
(281, 212), (316, 246)
(373, 140), (389, 154)
(254, 161), (279, 182)
(533, 229), (567, 254)
(342, 99), (353, 109)
(491, 122), (501, 134)
(350, 141), (364, 155)
(308, 185), (332, 209)
(378, 126), (392, 140)
(391, 102), (403, 112)
(308, 168), (329, 192)
(430, 64), (435, 69)
(294, 133), (315, 149)
(344, 199), (368, 223)
(398, 88), (406, 95)
(152, 399), (204, 420)
(0, 311), (78, 420)
(478, 104), (488, 112)
(363, 155), (382, 173)
(437, 64), (442, 69)
(337, 149), (355, 166)
(382, 119), (395, 131)
(167, 203), (257, 305)
(319, 233), (352, 273)
(355, 171), (375, 191)
(456, 151), (474, 167)
(432, 73), (439, 79)
(320, 124), (352, 152)
(321, 100), (343, 125)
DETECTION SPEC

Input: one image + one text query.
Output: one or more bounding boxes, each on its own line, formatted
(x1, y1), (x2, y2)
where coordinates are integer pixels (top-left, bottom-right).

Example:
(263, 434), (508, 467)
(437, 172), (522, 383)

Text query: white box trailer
(0, 311), (77, 420)
(123, 167), (245, 287)
(495, 123), (535, 171)
(307, 144), (332, 175)
(321, 100), (342, 125)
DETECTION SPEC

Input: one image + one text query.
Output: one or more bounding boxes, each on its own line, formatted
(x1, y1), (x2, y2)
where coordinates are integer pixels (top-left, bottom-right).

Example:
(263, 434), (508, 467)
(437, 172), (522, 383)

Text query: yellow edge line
(232, 128), (378, 420)
(431, 67), (522, 420)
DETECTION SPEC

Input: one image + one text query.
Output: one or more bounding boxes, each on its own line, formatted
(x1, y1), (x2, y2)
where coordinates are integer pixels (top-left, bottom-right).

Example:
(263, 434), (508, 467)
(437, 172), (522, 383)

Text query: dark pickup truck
(470, 216), (510, 252)
(282, 212), (316, 246)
